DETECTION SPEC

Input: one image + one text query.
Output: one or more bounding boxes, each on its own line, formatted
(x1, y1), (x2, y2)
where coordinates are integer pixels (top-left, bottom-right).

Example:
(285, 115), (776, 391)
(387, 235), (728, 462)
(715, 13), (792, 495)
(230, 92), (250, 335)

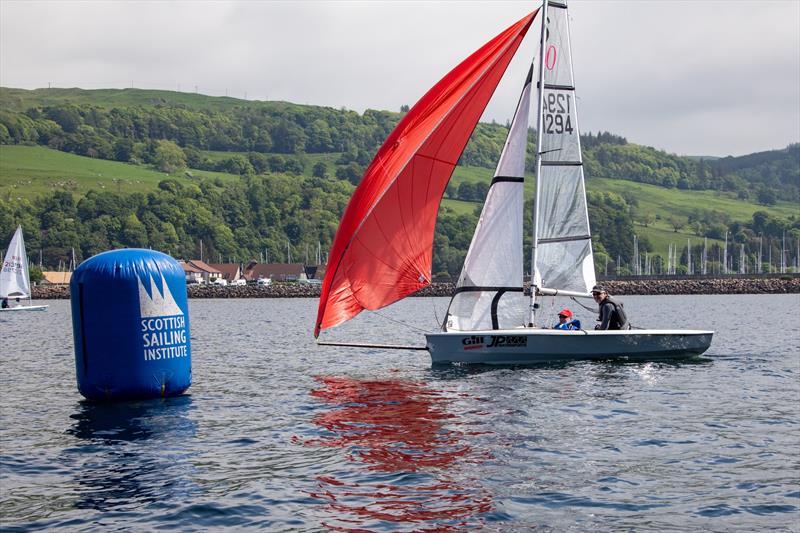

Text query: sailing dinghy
(315, 1), (712, 364)
(1, 226), (48, 312)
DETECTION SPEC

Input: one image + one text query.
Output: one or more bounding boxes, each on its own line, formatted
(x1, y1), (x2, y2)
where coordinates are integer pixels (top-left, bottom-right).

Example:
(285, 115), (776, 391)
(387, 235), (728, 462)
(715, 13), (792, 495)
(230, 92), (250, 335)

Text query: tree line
(0, 89), (796, 202)
(0, 167), (641, 276)
(2, 176), (797, 278)
(1, 89), (797, 276)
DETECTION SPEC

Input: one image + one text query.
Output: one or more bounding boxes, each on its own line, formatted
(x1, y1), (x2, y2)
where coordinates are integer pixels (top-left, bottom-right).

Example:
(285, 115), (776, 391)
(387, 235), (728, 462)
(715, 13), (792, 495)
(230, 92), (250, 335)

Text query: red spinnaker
(315, 11), (537, 337)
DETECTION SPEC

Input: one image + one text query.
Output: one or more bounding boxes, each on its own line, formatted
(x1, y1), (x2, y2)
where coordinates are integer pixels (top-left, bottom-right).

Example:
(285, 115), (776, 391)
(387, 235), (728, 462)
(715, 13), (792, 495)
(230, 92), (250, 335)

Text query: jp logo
(462, 335), (527, 349)
(487, 335), (527, 348)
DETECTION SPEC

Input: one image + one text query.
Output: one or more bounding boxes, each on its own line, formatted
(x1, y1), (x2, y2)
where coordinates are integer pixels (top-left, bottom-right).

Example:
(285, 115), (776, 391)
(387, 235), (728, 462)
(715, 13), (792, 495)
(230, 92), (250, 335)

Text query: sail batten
(315, 10), (538, 337)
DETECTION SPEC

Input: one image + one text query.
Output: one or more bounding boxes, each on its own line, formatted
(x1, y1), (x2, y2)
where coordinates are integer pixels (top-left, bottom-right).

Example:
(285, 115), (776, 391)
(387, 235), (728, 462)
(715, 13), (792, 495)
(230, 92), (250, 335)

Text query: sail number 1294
(544, 93), (574, 135)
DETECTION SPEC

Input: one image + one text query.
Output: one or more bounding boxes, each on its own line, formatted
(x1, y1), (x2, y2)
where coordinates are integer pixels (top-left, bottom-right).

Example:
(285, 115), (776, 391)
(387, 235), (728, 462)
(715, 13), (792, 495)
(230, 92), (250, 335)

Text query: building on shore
(208, 263), (243, 283)
(40, 271), (72, 285)
(243, 262), (309, 282)
(304, 264), (326, 281)
(179, 260), (222, 284)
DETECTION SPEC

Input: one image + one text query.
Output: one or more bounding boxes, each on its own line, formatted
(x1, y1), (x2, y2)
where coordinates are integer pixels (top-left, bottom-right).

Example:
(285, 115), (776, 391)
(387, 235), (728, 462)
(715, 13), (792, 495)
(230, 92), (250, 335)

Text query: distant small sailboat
(315, 1), (712, 364)
(1, 226), (48, 312)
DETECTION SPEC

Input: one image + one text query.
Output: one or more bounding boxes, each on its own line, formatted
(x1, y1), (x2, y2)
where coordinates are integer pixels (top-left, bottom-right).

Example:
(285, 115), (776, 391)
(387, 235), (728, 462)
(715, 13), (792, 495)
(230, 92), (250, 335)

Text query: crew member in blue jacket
(553, 308), (580, 330)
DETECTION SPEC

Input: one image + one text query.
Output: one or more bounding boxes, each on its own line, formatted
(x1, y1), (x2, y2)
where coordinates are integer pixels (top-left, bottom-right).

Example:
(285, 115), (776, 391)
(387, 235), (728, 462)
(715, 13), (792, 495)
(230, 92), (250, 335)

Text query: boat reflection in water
(306, 376), (491, 531)
(66, 396), (197, 512)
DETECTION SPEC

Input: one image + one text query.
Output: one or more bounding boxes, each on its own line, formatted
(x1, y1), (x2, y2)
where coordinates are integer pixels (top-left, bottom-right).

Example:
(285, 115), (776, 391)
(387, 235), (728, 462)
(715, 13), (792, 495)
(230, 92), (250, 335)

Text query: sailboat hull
(0, 305), (49, 312)
(425, 329), (713, 365)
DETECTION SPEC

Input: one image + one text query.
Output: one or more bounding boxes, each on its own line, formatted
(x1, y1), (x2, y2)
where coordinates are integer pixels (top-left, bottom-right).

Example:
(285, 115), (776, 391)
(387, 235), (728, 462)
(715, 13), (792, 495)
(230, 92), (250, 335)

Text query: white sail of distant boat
(315, 0), (713, 364)
(1, 226), (48, 312)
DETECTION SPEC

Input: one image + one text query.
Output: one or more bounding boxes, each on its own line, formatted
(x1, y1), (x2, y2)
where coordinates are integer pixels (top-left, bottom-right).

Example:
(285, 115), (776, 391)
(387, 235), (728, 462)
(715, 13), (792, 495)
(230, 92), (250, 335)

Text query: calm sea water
(1, 294), (798, 532)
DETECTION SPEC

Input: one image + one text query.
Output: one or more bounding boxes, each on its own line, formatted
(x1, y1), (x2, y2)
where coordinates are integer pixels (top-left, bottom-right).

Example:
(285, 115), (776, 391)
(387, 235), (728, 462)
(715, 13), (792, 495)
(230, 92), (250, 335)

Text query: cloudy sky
(2, 0), (798, 157)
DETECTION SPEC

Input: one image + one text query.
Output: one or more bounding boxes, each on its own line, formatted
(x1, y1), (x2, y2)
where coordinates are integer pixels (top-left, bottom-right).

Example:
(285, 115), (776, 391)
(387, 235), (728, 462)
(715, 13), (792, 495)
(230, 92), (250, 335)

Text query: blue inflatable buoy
(70, 249), (192, 401)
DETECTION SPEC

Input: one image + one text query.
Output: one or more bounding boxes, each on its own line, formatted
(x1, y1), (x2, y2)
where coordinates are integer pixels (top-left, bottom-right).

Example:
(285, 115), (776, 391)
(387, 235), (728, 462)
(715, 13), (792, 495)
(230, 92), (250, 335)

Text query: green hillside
(0, 87), (303, 114)
(0, 87), (796, 274)
(1, 143), (795, 265)
(0, 145), (238, 199)
(442, 170), (798, 256)
(592, 177), (797, 221)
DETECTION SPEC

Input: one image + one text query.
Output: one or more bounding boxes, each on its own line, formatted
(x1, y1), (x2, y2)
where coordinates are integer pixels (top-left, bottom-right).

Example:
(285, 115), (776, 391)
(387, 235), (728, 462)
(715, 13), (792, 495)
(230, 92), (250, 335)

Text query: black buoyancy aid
(600, 297), (629, 330)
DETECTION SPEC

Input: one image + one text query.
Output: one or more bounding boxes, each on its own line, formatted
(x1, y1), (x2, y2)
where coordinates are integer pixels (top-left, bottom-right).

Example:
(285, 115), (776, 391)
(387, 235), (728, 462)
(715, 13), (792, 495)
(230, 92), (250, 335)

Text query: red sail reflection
(304, 376), (491, 531)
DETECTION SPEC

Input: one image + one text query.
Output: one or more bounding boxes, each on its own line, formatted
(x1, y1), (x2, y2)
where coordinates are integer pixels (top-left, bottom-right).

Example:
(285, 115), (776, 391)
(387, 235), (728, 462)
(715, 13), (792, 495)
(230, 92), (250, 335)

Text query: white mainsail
(1, 226), (31, 299)
(532, 0), (596, 295)
(445, 68), (533, 331)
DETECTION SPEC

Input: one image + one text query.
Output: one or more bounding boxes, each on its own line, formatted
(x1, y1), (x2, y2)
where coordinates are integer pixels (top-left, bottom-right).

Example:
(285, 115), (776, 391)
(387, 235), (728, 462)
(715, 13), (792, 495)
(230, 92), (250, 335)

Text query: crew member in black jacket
(591, 285), (630, 330)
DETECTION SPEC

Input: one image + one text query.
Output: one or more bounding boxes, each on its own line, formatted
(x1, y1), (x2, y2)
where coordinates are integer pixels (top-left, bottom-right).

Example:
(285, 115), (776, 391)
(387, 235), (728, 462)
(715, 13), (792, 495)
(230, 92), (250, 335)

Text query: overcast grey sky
(2, 0), (798, 157)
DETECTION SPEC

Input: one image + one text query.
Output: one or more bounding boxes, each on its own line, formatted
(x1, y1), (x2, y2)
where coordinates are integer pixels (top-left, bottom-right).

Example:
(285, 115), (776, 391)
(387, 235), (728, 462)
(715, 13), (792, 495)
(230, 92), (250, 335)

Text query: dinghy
(315, 1), (712, 364)
(1, 226), (48, 312)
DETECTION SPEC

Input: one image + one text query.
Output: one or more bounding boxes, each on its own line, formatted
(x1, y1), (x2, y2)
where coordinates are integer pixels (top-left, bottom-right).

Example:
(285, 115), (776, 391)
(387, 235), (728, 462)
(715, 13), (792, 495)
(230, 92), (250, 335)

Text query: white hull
(0, 305), (49, 312)
(426, 328), (713, 365)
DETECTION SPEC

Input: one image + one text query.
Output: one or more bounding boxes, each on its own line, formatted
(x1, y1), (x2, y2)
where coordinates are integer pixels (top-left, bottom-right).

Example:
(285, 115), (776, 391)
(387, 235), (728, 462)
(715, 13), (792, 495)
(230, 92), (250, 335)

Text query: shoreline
(31, 275), (800, 300)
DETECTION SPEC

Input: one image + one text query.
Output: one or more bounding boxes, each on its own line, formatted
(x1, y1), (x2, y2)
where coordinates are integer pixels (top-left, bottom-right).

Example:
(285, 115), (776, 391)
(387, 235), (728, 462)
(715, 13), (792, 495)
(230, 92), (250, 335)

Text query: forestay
(532, 1), (595, 294)
(445, 68), (533, 331)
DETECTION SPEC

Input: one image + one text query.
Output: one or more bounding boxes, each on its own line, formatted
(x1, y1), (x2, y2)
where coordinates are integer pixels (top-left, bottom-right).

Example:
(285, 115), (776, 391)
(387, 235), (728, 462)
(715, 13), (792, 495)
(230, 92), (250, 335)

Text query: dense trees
(2, 169), (796, 276)
(1, 89), (795, 202)
(0, 175), (352, 269)
(1, 89), (797, 276)
(0, 173), (624, 277)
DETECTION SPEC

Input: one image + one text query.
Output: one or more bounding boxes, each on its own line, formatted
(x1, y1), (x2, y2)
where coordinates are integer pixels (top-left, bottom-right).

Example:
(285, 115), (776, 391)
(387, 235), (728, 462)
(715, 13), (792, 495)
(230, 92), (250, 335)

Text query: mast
(529, 0), (549, 325)
(758, 235), (762, 274)
(781, 231), (786, 273)
(528, 0), (594, 303)
(687, 239), (692, 275)
(723, 231), (728, 274)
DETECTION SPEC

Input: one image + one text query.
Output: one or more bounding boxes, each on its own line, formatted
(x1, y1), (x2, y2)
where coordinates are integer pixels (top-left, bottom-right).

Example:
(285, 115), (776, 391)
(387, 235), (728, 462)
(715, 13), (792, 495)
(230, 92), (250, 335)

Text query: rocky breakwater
(601, 275), (800, 296)
(32, 285), (71, 299)
(30, 275), (800, 300)
(187, 283), (323, 298)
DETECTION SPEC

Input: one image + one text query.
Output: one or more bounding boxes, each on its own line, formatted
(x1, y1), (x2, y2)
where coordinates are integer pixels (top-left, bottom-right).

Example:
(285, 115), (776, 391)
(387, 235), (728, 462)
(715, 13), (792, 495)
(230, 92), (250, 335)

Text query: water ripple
(1, 296), (798, 531)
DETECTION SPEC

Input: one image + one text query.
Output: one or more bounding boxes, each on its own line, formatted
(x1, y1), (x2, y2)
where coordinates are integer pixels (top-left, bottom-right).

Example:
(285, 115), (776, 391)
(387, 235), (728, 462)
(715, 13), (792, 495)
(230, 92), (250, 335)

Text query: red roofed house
(179, 260), (222, 284)
(243, 262), (307, 282)
(208, 263), (243, 283)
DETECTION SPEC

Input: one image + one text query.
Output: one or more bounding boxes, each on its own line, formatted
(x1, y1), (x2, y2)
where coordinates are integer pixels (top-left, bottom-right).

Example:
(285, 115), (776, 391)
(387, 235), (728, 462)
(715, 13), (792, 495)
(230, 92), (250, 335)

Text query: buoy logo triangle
(138, 274), (184, 318)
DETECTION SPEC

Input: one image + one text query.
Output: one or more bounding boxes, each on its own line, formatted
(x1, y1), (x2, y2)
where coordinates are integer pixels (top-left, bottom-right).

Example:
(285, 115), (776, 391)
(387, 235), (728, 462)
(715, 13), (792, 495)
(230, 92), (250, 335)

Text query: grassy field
(632, 222), (719, 254)
(0, 87), (308, 114)
(591, 177), (798, 221)
(0, 145), (239, 200)
(1, 143), (791, 260)
(442, 165), (800, 256)
(0, 146), (349, 202)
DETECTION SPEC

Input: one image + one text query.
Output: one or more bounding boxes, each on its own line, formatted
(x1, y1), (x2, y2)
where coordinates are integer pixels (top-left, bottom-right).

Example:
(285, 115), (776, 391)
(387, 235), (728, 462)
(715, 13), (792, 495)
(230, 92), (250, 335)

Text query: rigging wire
(569, 296), (641, 329)
(570, 295), (598, 314)
(369, 309), (432, 334)
(431, 298), (444, 330)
